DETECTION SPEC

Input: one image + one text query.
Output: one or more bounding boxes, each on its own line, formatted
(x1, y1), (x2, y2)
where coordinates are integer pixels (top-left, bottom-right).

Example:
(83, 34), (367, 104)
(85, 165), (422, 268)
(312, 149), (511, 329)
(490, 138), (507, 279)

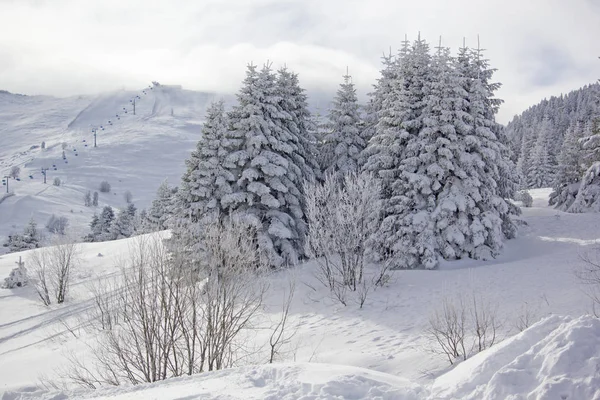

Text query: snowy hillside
(0, 86), (233, 250)
(0, 189), (599, 399)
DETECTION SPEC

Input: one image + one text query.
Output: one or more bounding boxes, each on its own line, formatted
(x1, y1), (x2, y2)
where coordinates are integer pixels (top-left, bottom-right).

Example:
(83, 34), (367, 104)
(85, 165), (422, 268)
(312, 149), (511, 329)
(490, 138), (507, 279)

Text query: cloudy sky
(0, 0), (599, 123)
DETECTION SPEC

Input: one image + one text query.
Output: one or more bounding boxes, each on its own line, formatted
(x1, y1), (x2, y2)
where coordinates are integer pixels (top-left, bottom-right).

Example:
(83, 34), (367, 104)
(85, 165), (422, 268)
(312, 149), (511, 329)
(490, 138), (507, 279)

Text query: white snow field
(0, 87), (232, 250)
(1, 189), (599, 399)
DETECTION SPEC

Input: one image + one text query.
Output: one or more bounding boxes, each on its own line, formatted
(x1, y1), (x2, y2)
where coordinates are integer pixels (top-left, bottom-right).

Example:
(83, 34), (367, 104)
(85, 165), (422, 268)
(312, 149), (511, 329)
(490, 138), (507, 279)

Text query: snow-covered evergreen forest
(506, 83), (600, 211)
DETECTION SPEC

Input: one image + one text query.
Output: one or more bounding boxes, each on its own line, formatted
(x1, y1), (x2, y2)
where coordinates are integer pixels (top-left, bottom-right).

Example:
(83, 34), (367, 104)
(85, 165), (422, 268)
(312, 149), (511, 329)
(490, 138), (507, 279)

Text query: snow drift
(431, 315), (600, 400)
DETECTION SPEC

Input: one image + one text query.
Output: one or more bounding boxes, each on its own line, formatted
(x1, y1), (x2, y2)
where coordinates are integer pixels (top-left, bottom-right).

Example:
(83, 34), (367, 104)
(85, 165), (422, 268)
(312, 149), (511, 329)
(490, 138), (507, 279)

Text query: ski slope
(0, 189), (599, 399)
(0, 86), (233, 250)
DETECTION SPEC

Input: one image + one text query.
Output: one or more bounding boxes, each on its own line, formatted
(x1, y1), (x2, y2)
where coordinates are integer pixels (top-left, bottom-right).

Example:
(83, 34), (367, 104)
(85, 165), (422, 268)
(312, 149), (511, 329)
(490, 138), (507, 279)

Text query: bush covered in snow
(2, 263), (28, 289)
(514, 190), (533, 208)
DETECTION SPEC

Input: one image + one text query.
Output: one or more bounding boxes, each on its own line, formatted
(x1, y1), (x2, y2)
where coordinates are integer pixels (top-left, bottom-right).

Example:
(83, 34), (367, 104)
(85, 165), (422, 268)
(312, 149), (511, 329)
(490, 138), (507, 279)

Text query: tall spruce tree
(527, 116), (554, 188)
(321, 72), (364, 175)
(550, 121), (585, 209)
(144, 180), (177, 231)
(363, 37), (434, 269)
(221, 64), (308, 267)
(451, 43), (515, 260)
(276, 67), (321, 182)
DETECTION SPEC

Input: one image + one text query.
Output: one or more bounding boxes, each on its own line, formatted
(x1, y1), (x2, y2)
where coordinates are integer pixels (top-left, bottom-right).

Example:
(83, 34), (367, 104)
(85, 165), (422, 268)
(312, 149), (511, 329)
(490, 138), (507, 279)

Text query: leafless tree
(10, 166), (20, 179)
(28, 237), (79, 305)
(123, 190), (133, 204)
(30, 250), (51, 306)
(304, 172), (383, 306)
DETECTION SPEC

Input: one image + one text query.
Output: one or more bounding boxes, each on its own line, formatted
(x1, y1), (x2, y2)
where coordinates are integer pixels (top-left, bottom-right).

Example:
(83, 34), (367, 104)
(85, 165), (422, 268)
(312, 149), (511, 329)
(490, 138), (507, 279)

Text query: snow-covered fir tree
(550, 121), (585, 209)
(84, 206), (115, 242)
(221, 63), (308, 267)
(110, 205), (137, 240)
(527, 116), (554, 188)
(276, 67), (321, 182)
(144, 180), (177, 231)
(467, 44), (519, 239)
(320, 72), (365, 175)
(361, 50), (396, 148)
(362, 36), (434, 269)
(170, 100), (236, 257)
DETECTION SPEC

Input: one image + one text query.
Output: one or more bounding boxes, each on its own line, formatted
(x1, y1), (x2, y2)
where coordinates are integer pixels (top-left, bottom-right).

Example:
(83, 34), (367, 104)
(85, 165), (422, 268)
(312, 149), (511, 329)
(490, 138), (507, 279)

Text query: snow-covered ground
(0, 87), (232, 249)
(0, 188), (599, 399)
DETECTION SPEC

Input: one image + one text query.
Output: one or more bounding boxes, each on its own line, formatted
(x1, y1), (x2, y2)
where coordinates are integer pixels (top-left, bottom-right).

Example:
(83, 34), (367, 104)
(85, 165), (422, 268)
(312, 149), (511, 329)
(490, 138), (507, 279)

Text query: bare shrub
(53, 177), (61, 186)
(99, 181), (111, 193)
(428, 292), (502, 365)
(428, 297), (468, 365)
(514, 302), (539, 332)
(66, 219), (270, 387)
(46, 215), (69, 235)
(29, 238), (79, 305)
(576, 249), (600, 317)
(470, 293), (501, 352)
(268, 279), (296, 363)
(304, 172), (382, 306)
(10, 166), (20, 179)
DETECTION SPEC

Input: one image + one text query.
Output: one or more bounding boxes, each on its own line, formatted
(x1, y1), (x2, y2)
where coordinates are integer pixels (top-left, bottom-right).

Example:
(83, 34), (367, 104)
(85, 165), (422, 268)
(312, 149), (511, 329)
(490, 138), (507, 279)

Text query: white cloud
(0, 0), (598, 123)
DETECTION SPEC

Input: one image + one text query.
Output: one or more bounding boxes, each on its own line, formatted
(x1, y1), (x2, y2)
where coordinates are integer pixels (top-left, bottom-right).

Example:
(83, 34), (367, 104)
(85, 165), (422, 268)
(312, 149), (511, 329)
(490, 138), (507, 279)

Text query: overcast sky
(0, 0), (599, 123)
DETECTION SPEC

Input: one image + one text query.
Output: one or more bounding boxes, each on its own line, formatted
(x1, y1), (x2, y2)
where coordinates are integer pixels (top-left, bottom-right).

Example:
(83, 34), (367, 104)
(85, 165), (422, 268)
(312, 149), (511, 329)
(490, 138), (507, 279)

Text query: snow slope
(0, 189), (599, 399)
(0, 87), (233, 250)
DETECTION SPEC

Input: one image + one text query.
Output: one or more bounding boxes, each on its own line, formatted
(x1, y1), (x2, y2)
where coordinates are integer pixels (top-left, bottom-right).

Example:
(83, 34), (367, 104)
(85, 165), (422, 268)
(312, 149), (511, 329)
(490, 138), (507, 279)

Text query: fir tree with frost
(451, 43), (516, 258)
(276, 67), (321, 182)
(84, 206), (115, 242)
(516, 127), (536, 188)
(144, 180), (177, 231)
(221, 64), (308, 267)
(362, 37), (434, 269)
(177, 100), (234, 219)
(527, 116), (554, 188)
(550, 121), (585, 209)
(468, 44), (520, 238)
(361, 51), (396, 148)
(321, 72), (365, 175)
(110, 207), (135, 239)
(84, 214), (100, 242)
(170, 100), (236, 256)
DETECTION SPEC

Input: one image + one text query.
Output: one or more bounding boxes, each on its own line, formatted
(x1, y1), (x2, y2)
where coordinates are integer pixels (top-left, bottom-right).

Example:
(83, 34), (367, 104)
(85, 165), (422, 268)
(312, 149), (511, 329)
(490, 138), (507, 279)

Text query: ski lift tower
(41, 167), (49, 184)
(1, 175), (8, 193)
